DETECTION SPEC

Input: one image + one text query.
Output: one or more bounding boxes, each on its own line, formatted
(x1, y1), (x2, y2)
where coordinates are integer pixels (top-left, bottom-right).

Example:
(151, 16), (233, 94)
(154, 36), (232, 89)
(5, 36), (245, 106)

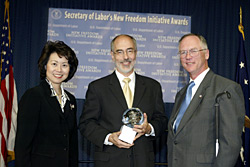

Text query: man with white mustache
(79, 34), (167, 167)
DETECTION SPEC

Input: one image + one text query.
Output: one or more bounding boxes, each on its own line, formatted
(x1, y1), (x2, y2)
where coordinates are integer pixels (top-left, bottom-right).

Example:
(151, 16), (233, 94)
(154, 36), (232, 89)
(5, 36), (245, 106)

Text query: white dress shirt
(173, 68), (210, 128)
(104, 70), (155, 145)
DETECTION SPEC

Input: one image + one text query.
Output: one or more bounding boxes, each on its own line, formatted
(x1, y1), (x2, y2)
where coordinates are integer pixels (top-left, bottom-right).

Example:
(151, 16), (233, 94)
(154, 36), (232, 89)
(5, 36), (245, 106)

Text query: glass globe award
(118, 108), (144, 144)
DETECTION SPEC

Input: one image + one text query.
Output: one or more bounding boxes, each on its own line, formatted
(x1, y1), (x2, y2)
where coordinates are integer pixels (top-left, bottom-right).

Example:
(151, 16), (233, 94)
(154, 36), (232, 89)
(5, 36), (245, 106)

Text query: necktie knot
(123, 78), (133, 108)
(123, 78), (131, 84)
(186, 81), (195, 99)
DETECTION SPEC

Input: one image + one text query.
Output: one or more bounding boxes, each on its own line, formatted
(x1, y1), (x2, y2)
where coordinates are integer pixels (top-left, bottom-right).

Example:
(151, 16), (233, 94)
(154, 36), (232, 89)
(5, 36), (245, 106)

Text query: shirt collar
(115, 70), (135, 84)
(45, 78), (70, 101)
(190, 68), (210, 86)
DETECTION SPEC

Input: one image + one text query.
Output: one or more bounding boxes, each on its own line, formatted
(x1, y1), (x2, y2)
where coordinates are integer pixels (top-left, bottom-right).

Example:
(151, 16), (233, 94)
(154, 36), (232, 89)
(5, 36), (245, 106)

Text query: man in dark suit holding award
(79, 34), (167, 167)
(167, 33), (245, 167)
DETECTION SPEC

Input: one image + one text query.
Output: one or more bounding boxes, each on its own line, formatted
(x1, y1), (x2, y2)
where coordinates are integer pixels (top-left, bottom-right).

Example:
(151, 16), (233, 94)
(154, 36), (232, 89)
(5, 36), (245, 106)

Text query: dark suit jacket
(167, 70), (245, 167)
(15, 80), (78, 167)
(79, 72), (167, 167)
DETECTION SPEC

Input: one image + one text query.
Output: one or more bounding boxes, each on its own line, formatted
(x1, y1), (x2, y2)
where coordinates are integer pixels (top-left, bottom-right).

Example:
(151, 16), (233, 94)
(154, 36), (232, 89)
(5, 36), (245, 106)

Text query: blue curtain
(2, 0), (250, 166)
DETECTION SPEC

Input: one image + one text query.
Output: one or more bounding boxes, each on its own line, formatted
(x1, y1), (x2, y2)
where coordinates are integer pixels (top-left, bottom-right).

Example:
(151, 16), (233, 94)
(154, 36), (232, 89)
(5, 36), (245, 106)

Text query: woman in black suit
(15, 41), (79, 167)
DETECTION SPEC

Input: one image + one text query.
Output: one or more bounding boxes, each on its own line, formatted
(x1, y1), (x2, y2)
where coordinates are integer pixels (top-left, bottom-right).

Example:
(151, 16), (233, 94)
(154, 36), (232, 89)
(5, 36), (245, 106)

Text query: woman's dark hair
(38, 40), (78, 82)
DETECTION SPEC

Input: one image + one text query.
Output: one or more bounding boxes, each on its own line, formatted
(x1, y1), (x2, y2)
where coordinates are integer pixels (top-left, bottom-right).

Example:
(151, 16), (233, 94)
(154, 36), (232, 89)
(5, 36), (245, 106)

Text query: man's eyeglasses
(112, 49), (136, 57)
(178, 49), (207, 59)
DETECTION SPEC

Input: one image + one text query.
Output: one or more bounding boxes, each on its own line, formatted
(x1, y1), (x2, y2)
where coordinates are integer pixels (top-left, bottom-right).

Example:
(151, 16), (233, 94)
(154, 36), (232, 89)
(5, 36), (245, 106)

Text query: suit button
(64, 148), (67, 151)
(64, 134), (67, 137)
(174, 141), (178, 145)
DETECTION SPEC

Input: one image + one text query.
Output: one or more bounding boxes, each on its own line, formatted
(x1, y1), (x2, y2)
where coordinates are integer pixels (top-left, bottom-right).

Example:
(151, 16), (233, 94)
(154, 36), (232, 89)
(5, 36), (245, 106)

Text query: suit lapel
(109, 72), (128, 110)
(63, 99), (74, 118)
(175, 70), (214, 135)
(169, 86), (187, 133)
(133, 74), (146, 107)
(40, 80), (65, 118)
(108, 72), (146, 109)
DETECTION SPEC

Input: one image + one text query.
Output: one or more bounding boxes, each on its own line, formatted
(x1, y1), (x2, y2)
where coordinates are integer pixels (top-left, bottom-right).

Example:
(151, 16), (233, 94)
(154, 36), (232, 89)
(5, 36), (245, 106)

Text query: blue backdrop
(47, 8), (191, 102)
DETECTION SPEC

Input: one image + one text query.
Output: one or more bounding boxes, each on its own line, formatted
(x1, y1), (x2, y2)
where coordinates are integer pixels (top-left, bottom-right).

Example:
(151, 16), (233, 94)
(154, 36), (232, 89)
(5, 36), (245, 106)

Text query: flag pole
(4, 0), (11, 45)
(235, 5), (250, 166)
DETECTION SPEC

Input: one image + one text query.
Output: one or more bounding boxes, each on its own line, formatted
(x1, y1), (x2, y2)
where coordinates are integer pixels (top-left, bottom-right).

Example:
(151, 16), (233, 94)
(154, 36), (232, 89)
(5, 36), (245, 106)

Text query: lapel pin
(70, 104), (75, 110)
(199, 95), (202, 98)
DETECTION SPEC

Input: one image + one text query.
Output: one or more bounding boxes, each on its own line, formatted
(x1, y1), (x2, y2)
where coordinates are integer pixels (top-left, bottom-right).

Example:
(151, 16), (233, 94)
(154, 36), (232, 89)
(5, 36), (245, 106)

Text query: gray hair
(179, 33), (208, 50)
(110, 34), (137, 52)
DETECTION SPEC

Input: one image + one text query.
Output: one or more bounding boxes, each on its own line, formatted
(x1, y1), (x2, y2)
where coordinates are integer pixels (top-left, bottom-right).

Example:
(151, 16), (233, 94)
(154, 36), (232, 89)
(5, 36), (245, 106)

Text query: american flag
(235, 7), (250, 167)
(0, 0), (18, 166)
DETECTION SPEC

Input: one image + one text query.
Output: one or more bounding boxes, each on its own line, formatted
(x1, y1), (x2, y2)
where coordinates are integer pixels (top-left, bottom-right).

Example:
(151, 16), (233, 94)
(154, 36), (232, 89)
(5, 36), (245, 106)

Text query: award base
(119, 125), (137, 144)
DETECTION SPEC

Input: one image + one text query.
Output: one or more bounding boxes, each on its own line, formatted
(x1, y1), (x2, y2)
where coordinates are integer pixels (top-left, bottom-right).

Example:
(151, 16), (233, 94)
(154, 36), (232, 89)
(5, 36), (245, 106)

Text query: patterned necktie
(174, 81), (195, 132)
(123, 78), (133, 108)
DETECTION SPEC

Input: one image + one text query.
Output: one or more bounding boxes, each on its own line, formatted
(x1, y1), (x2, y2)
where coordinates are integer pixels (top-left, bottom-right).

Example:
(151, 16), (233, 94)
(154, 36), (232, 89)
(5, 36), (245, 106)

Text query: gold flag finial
(238, 6), (245, 40)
